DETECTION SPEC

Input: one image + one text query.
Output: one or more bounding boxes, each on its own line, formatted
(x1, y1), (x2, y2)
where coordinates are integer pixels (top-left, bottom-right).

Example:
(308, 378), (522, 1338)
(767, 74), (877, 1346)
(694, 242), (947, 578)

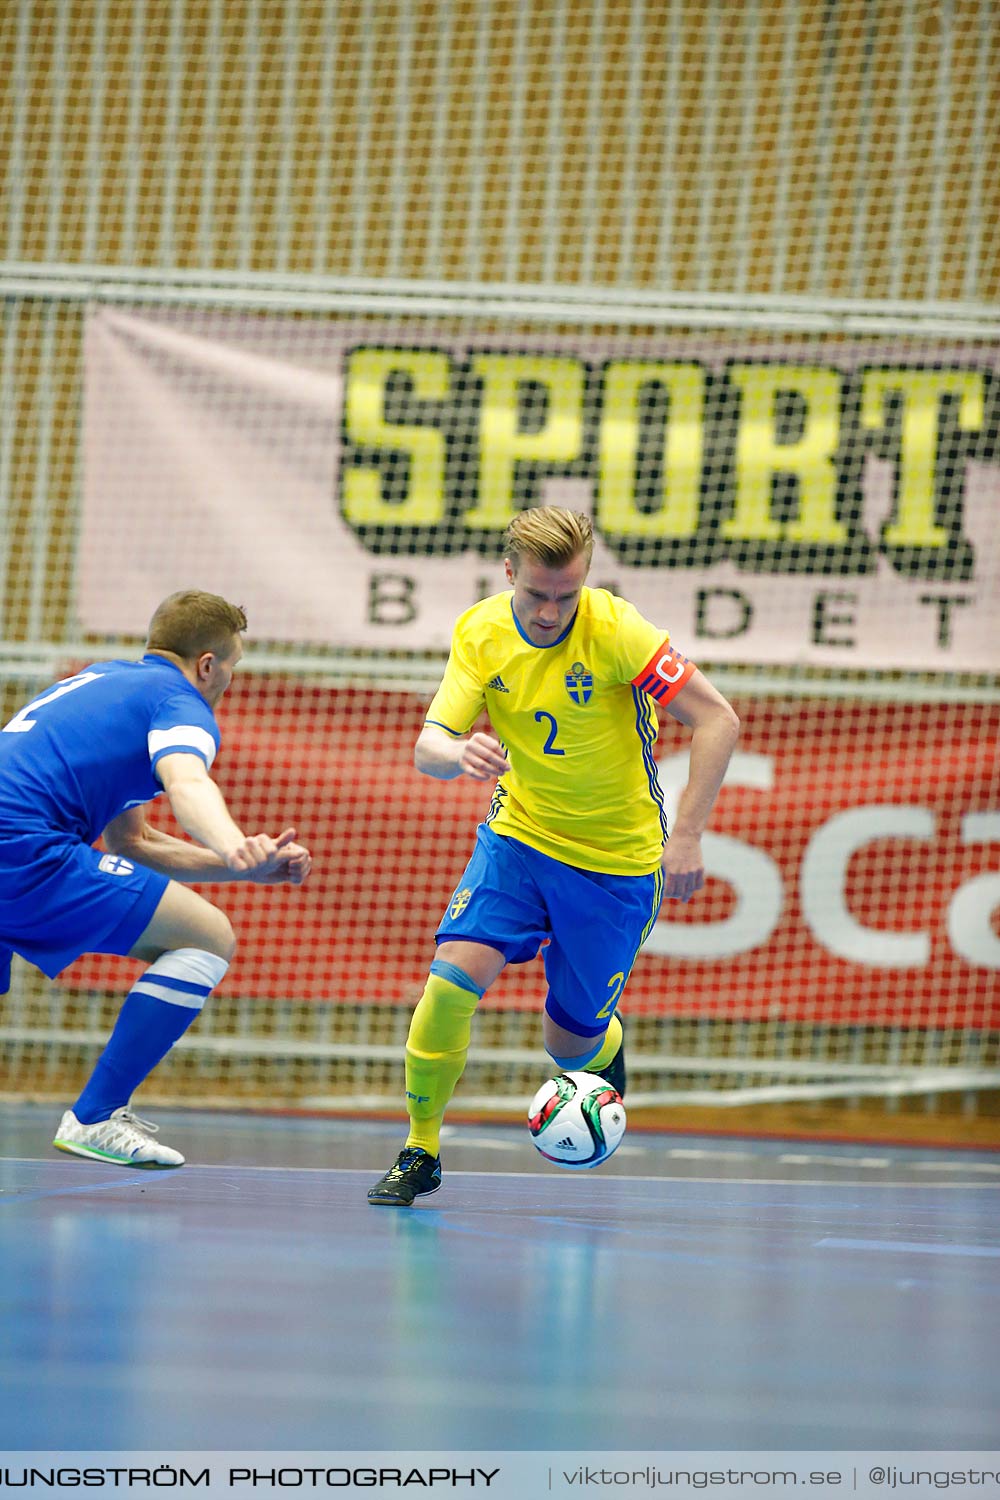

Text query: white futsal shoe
(53, 1106), (185, 1169)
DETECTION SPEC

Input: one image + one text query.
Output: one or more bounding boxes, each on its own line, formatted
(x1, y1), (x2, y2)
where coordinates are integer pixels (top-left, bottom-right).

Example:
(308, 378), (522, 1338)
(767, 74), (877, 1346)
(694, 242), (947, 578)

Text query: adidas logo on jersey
(487, 675), (510, 693)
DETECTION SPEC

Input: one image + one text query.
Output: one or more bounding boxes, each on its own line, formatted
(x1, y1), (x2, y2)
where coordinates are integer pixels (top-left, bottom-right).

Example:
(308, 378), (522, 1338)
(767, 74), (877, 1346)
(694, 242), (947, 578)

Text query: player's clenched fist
(458, 732), (511, 781)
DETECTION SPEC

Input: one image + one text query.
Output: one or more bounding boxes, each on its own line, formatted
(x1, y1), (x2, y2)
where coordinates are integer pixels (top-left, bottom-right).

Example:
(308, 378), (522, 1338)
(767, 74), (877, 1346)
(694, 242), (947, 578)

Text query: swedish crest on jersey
(564, 661), (593, 705)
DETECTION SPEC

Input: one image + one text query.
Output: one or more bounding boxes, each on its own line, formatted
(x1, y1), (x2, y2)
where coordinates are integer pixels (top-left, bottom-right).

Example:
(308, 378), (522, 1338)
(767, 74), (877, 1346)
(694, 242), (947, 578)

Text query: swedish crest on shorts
(564, 661), (593, 705)
(449, 887), (472, 919)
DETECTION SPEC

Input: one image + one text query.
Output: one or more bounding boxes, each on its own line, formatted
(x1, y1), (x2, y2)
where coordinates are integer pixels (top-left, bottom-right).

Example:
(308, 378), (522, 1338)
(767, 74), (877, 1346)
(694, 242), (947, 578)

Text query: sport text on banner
(80, 308), (999, 671)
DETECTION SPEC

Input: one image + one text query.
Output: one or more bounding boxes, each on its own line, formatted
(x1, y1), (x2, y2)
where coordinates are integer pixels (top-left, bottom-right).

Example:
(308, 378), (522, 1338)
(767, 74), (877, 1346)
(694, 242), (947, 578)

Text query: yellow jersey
(424, 587), (696, 876)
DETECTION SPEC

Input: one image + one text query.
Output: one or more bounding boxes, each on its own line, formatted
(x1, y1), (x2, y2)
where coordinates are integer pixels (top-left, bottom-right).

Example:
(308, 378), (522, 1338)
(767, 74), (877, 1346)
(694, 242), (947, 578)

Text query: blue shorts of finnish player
(435, 823), (664, 1040)
(0, 828), (169, 995)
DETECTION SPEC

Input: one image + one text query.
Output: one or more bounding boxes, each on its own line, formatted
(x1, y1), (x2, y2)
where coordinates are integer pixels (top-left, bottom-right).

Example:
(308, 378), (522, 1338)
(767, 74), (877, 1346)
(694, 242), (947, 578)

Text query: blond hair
(146, 590), (247, 661)
(503, 507), (594, 571)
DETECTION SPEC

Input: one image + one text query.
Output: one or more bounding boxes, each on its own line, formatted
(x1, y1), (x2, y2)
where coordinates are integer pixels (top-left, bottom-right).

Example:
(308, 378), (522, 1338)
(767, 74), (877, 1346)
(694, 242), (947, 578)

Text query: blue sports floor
(1, 1104), (998, 1452)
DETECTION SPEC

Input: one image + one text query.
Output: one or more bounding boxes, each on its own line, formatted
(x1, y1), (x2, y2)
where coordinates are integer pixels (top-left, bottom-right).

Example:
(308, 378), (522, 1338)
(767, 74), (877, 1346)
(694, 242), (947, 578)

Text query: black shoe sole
(367, 1178), (442, 1208)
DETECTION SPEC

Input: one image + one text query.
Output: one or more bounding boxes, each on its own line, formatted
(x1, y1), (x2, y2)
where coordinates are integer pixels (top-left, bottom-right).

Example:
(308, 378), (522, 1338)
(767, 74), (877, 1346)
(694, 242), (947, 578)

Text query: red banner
(64, 685), (999, 1031)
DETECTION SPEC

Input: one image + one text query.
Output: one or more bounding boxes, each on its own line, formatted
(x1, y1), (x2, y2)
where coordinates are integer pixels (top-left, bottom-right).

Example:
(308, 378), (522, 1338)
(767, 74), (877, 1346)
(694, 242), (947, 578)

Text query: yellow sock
(583, 1014), (623, 1073)
(404, 965), (482, 1156)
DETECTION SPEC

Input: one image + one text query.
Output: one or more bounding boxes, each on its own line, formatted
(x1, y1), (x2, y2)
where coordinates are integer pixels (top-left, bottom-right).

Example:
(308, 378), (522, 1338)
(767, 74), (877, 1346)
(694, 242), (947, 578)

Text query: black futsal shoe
(588, 1019), (626, 1100)
(367, 1146), (443, 1207)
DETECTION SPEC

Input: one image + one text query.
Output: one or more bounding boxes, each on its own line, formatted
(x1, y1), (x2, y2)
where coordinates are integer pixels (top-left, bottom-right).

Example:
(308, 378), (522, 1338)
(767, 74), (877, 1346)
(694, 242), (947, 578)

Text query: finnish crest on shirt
(564, 661), (593, 705)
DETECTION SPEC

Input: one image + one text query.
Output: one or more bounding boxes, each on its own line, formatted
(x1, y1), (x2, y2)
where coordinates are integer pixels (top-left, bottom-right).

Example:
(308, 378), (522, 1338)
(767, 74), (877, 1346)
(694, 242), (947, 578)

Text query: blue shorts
(0, 829), (169, 990)
(436, 824), (664, 1037)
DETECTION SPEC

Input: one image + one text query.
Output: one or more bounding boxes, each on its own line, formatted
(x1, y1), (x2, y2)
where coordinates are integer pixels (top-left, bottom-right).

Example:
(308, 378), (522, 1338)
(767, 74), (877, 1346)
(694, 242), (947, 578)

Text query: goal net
(0, 0), (997, 1120)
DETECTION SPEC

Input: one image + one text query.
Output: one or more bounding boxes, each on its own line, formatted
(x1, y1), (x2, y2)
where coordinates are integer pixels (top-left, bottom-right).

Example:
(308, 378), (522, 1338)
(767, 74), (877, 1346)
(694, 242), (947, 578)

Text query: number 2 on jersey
(533, 710), (565, 756)
(2, 672), (101, 734)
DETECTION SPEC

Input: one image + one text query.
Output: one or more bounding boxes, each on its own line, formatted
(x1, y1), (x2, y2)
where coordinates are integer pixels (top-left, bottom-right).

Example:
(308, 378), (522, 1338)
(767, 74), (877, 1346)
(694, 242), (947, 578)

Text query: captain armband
(631, 639), (697, 706)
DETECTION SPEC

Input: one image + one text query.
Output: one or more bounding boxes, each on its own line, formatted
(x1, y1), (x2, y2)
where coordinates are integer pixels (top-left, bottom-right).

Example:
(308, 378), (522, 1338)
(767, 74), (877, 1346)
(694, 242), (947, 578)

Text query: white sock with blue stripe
(73, 948), (229, 1124)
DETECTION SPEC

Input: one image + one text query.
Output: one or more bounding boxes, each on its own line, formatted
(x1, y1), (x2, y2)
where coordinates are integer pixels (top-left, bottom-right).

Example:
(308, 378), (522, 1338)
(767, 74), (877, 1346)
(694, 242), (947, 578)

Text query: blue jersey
(0, 654), (221, 844)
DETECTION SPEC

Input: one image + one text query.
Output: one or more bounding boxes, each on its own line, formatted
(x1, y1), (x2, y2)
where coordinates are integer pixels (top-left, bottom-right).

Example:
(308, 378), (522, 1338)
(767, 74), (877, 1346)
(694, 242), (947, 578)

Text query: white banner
(80, 307), (1000, 669)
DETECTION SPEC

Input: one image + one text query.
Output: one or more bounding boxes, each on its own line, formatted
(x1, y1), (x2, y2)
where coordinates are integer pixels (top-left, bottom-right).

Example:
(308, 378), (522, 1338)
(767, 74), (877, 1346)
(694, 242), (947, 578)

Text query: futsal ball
(527, 1070), (626, 1169)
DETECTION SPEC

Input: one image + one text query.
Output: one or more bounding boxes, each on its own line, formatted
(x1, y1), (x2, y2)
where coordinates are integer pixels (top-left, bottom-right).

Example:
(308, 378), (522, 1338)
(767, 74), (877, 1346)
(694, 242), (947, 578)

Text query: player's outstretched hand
(458, 732), (511, 782)
(227, 828), (313, 884)
(661, 831), (705, 904)
(250, 827), (312, 885)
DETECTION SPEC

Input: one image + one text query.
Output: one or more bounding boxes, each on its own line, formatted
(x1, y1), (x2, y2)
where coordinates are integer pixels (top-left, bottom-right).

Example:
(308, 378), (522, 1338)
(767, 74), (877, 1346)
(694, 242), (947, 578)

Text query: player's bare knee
(434, 940), (505, 992)
(186, 905), (236, 962)
(543, 1013), (604, 1070)
(205, 910), (236, 963)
